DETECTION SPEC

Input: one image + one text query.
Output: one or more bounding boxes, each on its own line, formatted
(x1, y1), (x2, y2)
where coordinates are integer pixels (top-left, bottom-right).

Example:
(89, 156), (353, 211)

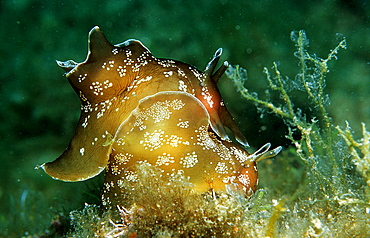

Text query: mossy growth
(67, 30), (370, 237)
(68, 163), (271, 237)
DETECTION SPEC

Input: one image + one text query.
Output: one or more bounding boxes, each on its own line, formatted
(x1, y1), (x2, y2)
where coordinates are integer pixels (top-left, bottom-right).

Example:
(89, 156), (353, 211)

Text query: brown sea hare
(40, 26), (281, 208)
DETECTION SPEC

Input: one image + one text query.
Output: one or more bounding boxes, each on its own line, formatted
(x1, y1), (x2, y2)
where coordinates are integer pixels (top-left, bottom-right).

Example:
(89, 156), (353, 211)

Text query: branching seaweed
(337, 122), (370, 196)
(227, 30), (368, 204)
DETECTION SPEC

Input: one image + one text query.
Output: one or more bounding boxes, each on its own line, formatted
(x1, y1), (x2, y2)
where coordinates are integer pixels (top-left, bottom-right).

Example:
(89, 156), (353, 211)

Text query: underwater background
(0, 0), (369, 236)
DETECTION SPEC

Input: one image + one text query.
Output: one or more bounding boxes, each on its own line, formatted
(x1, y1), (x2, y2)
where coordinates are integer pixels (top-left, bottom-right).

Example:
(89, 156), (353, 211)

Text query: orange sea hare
(41, 26), (281, 208)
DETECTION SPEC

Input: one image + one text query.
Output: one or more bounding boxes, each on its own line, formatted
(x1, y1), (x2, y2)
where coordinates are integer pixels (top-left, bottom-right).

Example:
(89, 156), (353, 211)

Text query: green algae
(228, 30), (368, 202)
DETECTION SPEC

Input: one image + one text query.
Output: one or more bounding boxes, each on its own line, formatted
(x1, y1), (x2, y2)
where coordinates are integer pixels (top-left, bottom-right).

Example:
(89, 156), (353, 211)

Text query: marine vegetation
(45, 29), (369, 237)
(230, 30), (369, 200)
(226, 30), (370, 237)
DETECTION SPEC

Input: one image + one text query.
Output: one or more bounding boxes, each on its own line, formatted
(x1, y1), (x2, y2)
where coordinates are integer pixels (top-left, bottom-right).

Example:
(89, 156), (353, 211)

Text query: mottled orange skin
(41, 26), (280, 209)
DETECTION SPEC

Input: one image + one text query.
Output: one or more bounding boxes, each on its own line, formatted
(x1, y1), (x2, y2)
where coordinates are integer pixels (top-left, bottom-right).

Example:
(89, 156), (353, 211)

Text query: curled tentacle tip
(256, 145), (283, 162)
(214, 48), (223, 57)
(34, 164), (44, 170)
(244, 143), (282, 164)
(56, 60), (78, 73)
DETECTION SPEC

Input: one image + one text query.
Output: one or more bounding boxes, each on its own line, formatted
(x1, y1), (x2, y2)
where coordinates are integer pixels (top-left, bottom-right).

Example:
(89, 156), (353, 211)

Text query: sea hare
(40, 26), (281, 208)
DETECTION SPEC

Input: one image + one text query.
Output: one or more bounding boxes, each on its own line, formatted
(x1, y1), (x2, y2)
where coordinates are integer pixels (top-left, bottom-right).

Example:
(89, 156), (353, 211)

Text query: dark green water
(0, 0), (369, 236)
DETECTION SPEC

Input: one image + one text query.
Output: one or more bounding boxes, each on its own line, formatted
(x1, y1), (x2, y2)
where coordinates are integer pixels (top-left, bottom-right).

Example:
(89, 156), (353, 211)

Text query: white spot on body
(196, 126), (217, 150)
(89, 80), (113, 96)
(140, 129), (165, 151)
(148, 103), (172, 123)
(115, 138), (125, 146)
(156, 153), (175, 166)
(123, 170), (138, 182)
(180, 151), (198, 168)
(177, 119), (189, 128)
(117, 65), (127, 77)
(101, 61), (115, 70)
(201, 88), (214, 108)
(77, 73), (87, 83)
(190, 67), (204, 82)
(238, 173), (251, 187)
(164, 71), (173, 77)
(112, 48), (119, 55)
(96, 97), (116, 119)
(165, 134), (189, 147)
(222, 176), (236, 184)
(178, 80), (188, 92)
(79, 91), (88, 102)
(81, 115), (90, 128)
(156, 59), (176, 68)
(177, 68), (187, 78)
(215, 162), (229, 174)
(114, 153), (132, 165)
